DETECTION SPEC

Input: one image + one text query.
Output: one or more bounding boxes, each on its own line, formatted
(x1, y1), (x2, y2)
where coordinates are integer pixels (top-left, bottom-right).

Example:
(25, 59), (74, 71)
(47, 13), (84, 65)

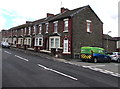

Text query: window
(28, 38), (31, 45)
(49, 37), (60, 50)
(39, 24), (42, 34)
(54, 21), (58, 33)
(39, 38), (42, 46)
(35, 37), (43, 46)
(55, 38), (59, 48)
(46, 23), (49, 33)
(21, 29), (23, 36)
(24, 39), (26, 45)
(33, 25), (36, 34)
(24, 28), (27, 35)
(63, 38), (69, 53)
(51, 38), (54, 48)
(64, 19), (69, 32)
(28, 27), (31, 35)
(86, 20), (92, 33)
(20, 39), (23, 45)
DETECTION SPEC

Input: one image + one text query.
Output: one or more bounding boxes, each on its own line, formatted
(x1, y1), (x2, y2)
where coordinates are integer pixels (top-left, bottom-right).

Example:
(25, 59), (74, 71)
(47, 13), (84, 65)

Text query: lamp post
(106, 31), (111, 52)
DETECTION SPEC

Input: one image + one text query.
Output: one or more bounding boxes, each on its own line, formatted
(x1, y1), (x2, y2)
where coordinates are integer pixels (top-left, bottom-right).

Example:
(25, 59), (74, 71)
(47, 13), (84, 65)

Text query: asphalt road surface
(2, 48), (120, 88)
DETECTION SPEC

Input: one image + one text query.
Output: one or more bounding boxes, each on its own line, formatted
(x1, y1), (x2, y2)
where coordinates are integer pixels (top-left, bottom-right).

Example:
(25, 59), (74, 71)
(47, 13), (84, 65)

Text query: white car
(1, 42), (10, 48)
(109, 52), (120, 63)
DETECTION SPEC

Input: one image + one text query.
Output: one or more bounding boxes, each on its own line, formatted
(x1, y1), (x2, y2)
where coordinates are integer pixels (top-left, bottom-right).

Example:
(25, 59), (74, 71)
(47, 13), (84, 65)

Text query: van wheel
(117, 58), (120, 63)
(93, 58), (97, 63)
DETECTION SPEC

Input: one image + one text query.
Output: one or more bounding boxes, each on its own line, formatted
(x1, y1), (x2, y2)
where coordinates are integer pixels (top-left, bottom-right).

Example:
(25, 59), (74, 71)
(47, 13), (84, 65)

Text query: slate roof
(48, 5), (103, 24)
(49, 5), (87, 21)
(8, 5), (103, 30)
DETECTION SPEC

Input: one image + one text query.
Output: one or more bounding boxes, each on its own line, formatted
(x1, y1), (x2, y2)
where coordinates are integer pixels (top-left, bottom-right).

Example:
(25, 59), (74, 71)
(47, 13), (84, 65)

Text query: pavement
(10, 47), (73, 63)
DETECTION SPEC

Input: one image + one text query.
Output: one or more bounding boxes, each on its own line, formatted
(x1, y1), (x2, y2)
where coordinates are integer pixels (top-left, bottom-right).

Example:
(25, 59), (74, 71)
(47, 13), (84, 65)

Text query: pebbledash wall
(1, 5), (117, 58)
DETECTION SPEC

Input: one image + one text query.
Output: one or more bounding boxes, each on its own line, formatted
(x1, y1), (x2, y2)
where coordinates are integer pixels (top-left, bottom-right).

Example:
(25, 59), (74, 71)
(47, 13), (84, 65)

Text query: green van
(80, 47), (111, 63)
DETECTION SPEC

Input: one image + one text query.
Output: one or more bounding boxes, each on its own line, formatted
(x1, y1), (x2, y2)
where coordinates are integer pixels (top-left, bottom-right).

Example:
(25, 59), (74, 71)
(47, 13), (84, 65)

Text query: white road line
(89, 65), (106, 67)
(38, 64), (78, 81)
(4, 51), (11, 54)
(15, 55), (29, 62)
(82, 66), (120, 77)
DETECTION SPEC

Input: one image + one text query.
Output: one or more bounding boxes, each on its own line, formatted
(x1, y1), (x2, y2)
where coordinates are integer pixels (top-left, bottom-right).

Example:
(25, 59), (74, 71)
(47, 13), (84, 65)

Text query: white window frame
(39, 24), (42, 34)
(49, 36), (60, 50)
(24, 28), (27, 35)
(64, 18), (69, 32)
(28, 27), (31, 35)
(53, 21), (58, 33)
(35, 37), (43, 46)
(21, 29), (23, 36)
(63, 38), (69, 53)
(33, 25), (36, 34)
(86, 20), (92, 33)
(26, 38), (31, 46)
(46, 23), (49, 33)
(24, 38), (27, 45)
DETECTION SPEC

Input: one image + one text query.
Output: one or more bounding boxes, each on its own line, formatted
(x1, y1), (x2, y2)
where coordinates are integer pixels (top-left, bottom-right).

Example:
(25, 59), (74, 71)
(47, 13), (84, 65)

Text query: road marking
(4, 51), (11, 54)
(90, 65), (106, 67)
(82, 66), (120, 77)
(38, 64), (78, 81)
(114, 64), (119, 66)
(15, 55), (29, 62)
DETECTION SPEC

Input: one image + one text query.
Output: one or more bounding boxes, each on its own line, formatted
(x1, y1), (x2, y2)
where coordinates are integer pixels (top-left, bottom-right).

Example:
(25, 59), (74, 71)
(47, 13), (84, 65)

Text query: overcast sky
(0, 0), (119, 37)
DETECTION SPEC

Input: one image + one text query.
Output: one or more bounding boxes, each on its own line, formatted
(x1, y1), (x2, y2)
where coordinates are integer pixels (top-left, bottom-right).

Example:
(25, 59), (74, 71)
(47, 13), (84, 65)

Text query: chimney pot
(47, 13), (54, 17)
(61, 7), (69, 13)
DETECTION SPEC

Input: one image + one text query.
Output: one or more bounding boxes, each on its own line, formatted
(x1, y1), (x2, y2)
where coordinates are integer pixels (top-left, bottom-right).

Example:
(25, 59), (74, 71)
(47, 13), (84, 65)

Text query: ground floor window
(49, 36), (60, 50)
(35, 37), (43, 46)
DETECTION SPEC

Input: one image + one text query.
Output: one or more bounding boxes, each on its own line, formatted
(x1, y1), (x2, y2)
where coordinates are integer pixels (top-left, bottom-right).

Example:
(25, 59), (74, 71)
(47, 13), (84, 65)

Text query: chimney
(47, 13), (54, 17)
(61, 7), (69, 13)
(26, 21), (32, 24)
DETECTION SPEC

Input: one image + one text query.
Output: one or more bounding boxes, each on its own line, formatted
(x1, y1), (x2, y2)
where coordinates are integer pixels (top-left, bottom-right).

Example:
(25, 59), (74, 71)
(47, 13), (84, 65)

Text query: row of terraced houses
(1, 5), (119, 58)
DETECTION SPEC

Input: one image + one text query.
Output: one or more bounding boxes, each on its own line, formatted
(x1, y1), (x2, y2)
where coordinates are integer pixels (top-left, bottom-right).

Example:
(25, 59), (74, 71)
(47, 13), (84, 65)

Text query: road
(2, 48), (120, 88)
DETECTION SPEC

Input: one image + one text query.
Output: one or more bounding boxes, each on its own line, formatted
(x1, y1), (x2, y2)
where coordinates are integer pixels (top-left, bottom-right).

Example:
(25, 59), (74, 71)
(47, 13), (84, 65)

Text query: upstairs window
(64, 18), (69, 32)
(28, 27), (31, 35)
(86, 20), (92, 33)
(46, 23), (49, 33)
(21, 29), (23, 36)
(24, 28), (27, 35)
(33, 25), (36, 34)
(39, 24), (42, 34)
(54, 21), (58, 33)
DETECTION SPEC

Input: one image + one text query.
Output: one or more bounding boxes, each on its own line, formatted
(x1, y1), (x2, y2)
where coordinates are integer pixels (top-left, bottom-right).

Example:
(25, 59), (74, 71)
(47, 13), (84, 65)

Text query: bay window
(49, 36), (60, 50)
(35, 37), (43, 46)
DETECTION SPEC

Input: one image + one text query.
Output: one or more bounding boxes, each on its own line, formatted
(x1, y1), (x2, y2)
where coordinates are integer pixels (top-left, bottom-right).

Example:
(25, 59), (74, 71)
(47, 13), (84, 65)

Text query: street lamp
(107, 31), (111, 52)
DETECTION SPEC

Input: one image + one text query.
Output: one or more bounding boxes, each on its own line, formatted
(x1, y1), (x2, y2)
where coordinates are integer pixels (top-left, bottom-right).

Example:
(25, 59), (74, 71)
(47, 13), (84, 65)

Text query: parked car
(80, 47), (111, 63)
(1, 42), (10, 48)
(108, 52), (120, 63)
